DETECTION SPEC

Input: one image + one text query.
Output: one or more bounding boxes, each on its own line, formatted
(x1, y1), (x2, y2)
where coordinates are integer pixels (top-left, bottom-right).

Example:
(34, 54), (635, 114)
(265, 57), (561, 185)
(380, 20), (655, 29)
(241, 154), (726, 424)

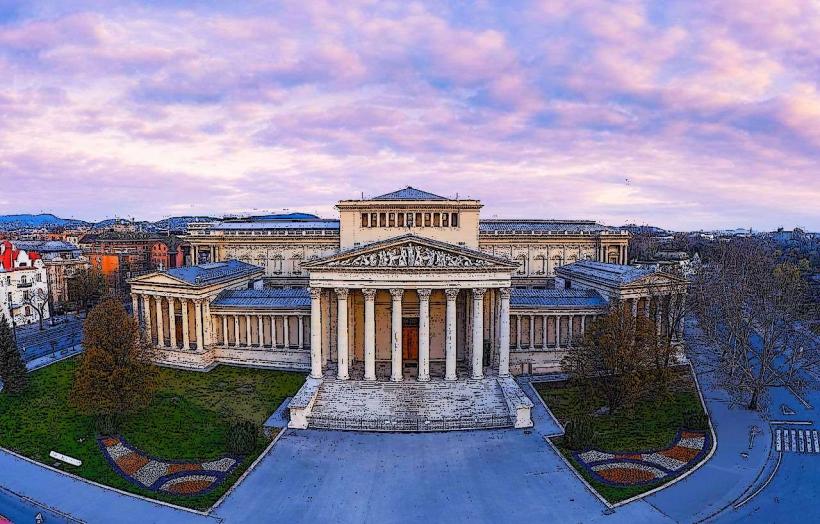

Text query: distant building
(633, 250), (700, 278)
(10, 240), (89, 304)
(0, 241), (50, 326)
(79, 231), (188, 291)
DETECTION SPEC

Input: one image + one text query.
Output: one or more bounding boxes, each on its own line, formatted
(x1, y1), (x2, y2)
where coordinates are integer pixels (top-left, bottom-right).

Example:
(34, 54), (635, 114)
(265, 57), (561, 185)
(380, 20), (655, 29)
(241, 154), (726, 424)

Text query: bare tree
(562, 302), (658, 413)
(68, 267), (107, 316)
(24, 288), (49, 331)
(693, 239), (820, 410)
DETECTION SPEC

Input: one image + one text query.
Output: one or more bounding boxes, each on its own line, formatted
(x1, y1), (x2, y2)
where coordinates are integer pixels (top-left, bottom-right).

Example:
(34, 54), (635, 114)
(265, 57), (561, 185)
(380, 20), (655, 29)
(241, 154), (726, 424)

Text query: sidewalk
(0, 450), (216, 524)
(642, 318), (773, 523)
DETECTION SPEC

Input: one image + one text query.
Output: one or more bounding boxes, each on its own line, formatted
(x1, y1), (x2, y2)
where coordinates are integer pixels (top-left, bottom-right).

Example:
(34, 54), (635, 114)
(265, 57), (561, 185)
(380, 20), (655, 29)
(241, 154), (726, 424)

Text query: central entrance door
(402, 317), (419, 360)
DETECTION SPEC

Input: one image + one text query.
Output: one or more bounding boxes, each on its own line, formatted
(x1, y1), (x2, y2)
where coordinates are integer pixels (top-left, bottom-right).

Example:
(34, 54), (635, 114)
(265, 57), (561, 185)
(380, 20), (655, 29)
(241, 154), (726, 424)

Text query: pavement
(0, 315), (813, 523)
(15, 313), (84, 364)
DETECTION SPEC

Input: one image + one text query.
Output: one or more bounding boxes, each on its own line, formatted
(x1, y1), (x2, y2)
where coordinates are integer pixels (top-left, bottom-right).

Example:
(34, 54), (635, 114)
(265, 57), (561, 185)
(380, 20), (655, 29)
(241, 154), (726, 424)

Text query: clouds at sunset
(0, 0), (817, 229)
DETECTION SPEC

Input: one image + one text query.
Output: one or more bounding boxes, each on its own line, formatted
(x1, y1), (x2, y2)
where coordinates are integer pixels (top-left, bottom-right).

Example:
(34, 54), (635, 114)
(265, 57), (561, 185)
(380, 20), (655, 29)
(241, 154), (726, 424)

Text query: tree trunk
(748, 389), (759, 411)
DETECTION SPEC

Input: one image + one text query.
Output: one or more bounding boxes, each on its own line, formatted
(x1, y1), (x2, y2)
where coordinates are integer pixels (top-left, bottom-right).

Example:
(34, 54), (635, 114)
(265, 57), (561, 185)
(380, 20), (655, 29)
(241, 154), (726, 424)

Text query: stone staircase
(307, 378), (514, 431)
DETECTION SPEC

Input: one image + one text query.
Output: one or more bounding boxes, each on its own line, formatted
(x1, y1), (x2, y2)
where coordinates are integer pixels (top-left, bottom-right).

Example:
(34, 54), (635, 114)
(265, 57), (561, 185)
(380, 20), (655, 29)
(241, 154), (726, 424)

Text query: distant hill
(0, 214), (220, 233)
(621, 224), (671, 236)
(0, 214), (89, 231)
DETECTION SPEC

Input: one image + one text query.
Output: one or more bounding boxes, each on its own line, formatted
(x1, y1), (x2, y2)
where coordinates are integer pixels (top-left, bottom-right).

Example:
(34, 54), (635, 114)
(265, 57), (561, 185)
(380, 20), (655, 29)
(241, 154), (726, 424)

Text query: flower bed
(99, 436), (238, 496)
(573, 429), (711, 487)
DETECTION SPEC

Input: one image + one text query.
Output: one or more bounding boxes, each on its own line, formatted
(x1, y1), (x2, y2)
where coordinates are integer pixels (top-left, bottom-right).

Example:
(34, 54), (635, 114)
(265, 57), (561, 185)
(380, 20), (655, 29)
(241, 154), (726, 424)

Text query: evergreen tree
(0, 314), (27, 395)
(70, 297), (157, 430)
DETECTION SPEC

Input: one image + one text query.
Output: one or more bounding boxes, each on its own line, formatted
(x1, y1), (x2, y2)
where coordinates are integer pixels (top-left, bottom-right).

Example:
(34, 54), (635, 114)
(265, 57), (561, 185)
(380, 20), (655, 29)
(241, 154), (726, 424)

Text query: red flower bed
(596, 467), (656, 484)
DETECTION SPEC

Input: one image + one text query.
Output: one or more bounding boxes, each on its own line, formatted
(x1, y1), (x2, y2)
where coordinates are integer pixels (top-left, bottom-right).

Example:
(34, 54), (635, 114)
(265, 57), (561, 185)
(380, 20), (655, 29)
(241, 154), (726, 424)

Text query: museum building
(129, 188), (685, 431)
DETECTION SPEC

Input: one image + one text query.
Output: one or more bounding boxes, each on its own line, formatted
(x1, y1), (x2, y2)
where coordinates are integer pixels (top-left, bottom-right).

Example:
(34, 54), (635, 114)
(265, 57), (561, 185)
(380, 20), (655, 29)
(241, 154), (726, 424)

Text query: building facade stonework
(129, 188), (685, 431)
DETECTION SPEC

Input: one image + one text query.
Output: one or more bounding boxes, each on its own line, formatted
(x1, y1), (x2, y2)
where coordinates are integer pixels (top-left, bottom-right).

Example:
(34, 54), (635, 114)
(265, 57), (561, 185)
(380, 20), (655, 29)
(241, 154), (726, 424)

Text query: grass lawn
(0, 359), (305, 510)
(534, 367), (711, 503)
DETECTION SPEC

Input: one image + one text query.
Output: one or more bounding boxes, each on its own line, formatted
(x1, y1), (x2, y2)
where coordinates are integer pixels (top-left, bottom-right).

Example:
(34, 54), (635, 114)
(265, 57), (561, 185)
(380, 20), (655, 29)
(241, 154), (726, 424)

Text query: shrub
(563, 415), (596, 450)
(681, 408), (709, 430)
(226, 420), (259, 455)
(95, 413), (120, 435)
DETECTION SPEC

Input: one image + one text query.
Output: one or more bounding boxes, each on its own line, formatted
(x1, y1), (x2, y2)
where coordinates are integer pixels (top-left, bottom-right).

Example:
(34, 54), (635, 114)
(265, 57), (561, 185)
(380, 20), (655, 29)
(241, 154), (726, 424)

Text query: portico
(302, 234), (518, 383)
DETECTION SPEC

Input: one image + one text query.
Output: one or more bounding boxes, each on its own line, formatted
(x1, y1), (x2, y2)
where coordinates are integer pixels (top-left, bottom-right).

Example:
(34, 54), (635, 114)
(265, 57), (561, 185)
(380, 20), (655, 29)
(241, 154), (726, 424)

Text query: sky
(0, 0), (818, 231)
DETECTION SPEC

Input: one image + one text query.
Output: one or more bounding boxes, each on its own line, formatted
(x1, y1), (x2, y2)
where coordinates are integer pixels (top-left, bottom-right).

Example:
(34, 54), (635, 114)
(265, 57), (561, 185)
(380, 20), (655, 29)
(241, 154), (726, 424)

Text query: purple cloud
(0, 0), (817, 230)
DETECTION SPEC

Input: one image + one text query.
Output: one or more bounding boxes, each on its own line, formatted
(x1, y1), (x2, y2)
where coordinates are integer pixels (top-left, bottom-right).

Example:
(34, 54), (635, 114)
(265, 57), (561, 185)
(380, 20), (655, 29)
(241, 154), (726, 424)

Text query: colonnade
(213, 313), (308, 349)
(131, 293), (205, 351)
(510, 313), (594, 350)
(309, 287), (512, 383)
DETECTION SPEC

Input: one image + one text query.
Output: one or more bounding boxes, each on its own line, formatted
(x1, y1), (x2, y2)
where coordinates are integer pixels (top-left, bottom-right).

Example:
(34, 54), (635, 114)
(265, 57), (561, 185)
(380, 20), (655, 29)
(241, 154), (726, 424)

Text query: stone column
(499, 288), (511, 377)
(335, 288), (349, 380)
(444, 288), (459, 381)
(310, 288), (322, 379)
(631, 298), (638, 317)
(390, 288), (404, 382)
(568, 315), (574, 347)
(417, 288), (431, 382)
(516, 315), (522, 349)
(542, 316), (548, 348)
(181, 300), (190, 350)
(168, 298), (177, 349)
(155, 296), (165, 347)
(131, 294), (139, 321)
(234, 315), (240, 346)
(362, 288), (377, 381)
(221, 315), (228, 346)
(580, 315), (586, 336)
(245, 314), (252, 347)
(283, 315), (290, 348)
(528, 314), (535, 350)
(556, 315), (561, 348)
(271, 315), (278, 348)
(258, 315), (264, 347)
(142, 295), (152, 338)
(471, 288), (486, 379)
(194, 300), (204, 350)
(297, 315), (304, 349)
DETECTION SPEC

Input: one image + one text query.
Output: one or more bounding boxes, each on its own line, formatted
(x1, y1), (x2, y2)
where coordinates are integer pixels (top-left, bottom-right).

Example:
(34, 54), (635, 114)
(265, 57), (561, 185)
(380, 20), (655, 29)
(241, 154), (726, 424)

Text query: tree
(68, 267), (107, 316)
(0, 314), (27, 394)
(70, 297), (157, 430)
(24, 288), (49, 331)
(693, 239), (820, 411)
(561, 303), (658, 413)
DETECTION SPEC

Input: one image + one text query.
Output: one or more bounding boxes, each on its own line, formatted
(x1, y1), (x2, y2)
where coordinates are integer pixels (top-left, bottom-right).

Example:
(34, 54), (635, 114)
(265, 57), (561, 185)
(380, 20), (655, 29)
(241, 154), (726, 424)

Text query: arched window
(515, 254), (528, 275)
(291, 254), (303, 275)
(273, 255), (283, 274)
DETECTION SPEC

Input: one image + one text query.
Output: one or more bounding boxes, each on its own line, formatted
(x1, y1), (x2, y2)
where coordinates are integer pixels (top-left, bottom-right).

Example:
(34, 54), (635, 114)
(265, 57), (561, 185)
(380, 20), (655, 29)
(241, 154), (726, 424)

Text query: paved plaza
(0, 317), (816, 523)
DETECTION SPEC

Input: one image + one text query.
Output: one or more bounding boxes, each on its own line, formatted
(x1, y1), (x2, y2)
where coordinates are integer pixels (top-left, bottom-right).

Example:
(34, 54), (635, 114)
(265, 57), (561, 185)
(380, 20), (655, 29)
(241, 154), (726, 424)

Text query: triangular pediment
(128, 271), (191, 287)
(622, 271), (686, 289)
(304, 234), (517, 271)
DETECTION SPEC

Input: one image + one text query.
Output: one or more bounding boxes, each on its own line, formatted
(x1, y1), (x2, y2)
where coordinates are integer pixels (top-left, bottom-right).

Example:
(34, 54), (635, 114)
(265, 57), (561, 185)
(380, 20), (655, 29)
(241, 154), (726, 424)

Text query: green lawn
(534, 367), (710, 503)
(0, 359), (305, 510)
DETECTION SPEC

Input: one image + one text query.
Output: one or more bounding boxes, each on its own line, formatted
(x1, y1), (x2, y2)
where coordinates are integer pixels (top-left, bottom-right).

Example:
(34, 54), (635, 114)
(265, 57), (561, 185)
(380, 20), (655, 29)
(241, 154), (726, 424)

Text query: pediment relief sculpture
(328, 243), (492, 269)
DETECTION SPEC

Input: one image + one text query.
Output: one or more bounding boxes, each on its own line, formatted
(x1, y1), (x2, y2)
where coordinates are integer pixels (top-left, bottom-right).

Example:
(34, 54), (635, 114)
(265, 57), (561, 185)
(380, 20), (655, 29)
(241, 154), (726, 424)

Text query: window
(25, 306), (31, 316)
(442, 213), (449, 227)
(415, 212), (422, 226)
(406, 213), (414, 227)
(433, 213), (441, 227)
(361, 213), (369, 227)
(388, 213), (395, 227)
(379, 213), (386, 227)
(424, 213), (431, 227)
(451, 213), (459, 227)
(36, 273), (42, 282)
(370, 213), (377, 227)
(397, 213), (405, 227)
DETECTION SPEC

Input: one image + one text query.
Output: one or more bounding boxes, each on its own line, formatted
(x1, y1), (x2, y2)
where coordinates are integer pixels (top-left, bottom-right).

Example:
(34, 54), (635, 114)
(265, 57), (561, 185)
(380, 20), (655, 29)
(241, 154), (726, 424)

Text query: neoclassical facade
(130, 188), (684, 431)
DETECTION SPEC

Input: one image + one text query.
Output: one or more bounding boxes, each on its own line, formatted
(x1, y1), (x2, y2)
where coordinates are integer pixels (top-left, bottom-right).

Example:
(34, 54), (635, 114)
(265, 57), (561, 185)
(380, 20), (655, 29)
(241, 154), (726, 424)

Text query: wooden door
(402, 323), (419, 360)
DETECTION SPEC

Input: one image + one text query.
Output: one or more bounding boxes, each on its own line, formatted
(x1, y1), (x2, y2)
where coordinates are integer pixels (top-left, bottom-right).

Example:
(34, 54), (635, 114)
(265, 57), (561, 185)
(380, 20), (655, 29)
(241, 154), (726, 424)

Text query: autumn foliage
(70, 296), (157, 427)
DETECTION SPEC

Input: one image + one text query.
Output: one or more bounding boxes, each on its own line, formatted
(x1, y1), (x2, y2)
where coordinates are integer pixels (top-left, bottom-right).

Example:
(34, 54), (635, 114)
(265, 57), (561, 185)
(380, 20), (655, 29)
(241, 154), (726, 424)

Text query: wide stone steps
(308, 378), (513, 431)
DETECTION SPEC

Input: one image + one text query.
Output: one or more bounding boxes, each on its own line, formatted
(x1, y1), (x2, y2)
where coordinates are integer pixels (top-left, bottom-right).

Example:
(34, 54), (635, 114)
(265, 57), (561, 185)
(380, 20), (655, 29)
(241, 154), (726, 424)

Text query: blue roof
(371, 187), (448, 201)
(211, 288), (310, 309)
(511, 288), (608, 309)
(167, 260), (262, 285)
(479, 220), (616, 234)
(212, 219), (339, 231)
(556, 260), (657, 285)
